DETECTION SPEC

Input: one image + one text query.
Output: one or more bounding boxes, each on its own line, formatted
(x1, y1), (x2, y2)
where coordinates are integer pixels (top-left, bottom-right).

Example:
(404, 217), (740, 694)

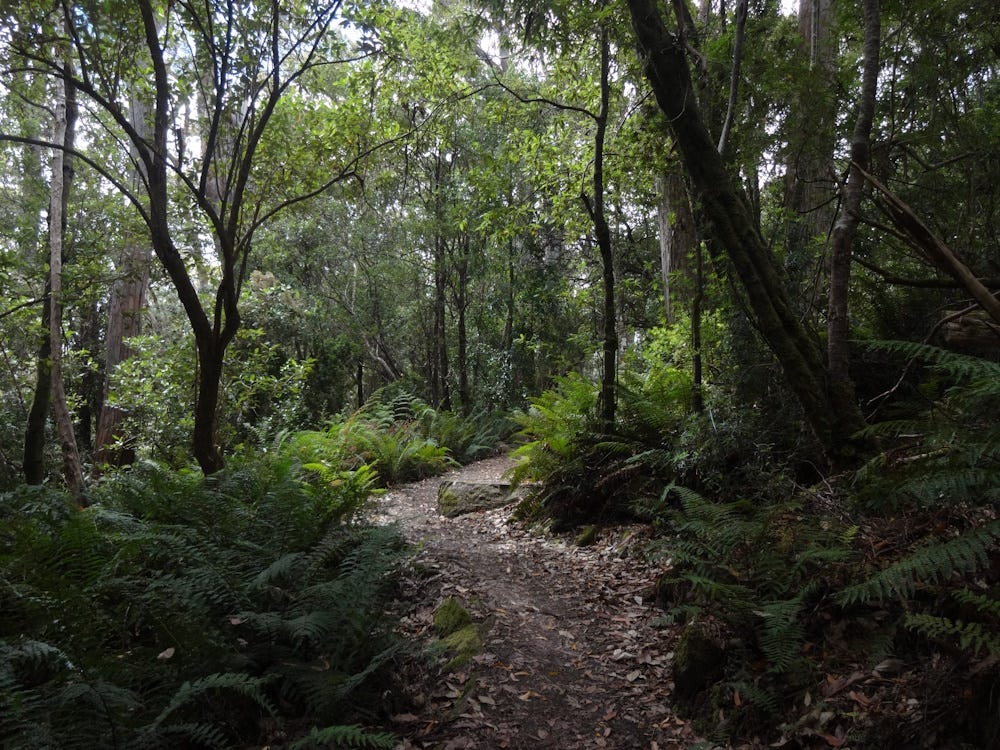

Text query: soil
(375, 456), (704, 750)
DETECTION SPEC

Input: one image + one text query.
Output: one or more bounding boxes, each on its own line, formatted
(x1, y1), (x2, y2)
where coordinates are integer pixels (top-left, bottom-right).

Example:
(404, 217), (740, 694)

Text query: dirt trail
(377, 456), (701, 750)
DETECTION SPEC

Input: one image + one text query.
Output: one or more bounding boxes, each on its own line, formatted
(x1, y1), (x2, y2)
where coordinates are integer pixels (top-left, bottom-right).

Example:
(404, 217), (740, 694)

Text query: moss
(575, 524), (598, 546)
(433, 597), (473, 636)
(440, 624), (482, 669)
(674, 624), (726, 702)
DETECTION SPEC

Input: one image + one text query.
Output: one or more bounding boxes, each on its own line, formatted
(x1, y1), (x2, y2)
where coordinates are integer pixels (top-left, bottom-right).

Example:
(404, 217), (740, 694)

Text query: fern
(837, 521), (1000, 605)
(905, 613), (1000, 657)
(0, 455), (408, 748)
(288, 724), (398, 749)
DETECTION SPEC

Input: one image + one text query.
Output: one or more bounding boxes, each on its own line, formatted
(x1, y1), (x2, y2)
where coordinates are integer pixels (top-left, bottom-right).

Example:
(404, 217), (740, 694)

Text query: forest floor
(374, 456), (707, 750)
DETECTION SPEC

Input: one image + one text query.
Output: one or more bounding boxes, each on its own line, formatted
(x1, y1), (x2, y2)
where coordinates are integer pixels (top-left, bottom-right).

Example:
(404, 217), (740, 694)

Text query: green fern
(837, 521), (1000, 605)
(288, 724), (398, 749)
(0, 455), (407, 748)
(905, 613), (1000, 657)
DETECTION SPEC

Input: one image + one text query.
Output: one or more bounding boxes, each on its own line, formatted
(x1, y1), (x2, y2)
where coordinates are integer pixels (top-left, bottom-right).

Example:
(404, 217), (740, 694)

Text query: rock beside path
(436, 480), (523, 517)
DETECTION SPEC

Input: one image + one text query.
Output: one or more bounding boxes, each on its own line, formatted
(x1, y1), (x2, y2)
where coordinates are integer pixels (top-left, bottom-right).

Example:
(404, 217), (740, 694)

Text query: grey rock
(437, 480), (521, 518)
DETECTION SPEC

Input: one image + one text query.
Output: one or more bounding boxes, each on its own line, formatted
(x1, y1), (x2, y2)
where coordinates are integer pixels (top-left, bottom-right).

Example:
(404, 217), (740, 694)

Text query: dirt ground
(375, 456), (705, 750)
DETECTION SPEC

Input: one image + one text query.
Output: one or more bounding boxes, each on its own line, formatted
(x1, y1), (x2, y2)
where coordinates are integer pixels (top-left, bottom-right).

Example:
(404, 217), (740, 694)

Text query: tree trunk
(454, 232), (471, 415)
(23, 289), (51, 485)
(827, 0), (880, 435)
(95, 94), (152, 468)
(592, 23), (617, 430)
(47, 64), (84, 497)
(656, 170), (697, 323)
(784, 0), (837, 297)
(691, 242), (705, 413)
(434, 233), (451, 411)
(627, 0), (866, 465)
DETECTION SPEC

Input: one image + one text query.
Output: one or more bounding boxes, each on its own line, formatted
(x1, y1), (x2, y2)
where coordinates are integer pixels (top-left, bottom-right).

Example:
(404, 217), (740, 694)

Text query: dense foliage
(2, 0), (999, 745)
(0, 452), (405, 748)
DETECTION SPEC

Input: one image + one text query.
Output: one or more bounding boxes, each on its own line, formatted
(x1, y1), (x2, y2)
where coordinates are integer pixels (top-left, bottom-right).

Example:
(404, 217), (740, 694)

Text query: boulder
(437, 480), (519, 517)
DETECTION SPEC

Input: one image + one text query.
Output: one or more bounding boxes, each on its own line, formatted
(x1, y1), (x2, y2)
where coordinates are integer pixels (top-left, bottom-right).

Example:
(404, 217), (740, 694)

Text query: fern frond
(837, 521), (1000, 605)
(288, 724), (398, 749)
(953, 586), (1000, 619)
(152, 672), (277, 727)
(905, 613), (1000, 656)
(728, 680), (780, 715)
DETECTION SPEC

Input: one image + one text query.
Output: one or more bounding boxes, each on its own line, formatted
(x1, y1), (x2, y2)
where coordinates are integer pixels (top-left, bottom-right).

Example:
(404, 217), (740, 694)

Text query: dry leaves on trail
(379, 457), (703, 750)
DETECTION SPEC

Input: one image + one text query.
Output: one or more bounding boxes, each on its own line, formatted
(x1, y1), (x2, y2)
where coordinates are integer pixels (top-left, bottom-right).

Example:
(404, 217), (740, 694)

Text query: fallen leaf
(848, 689), (871, 707)
(391, 713), (421, 723)
(603, 708), (617, 721)
(157, 647), (175, 660)
(821, 731), (847, 747)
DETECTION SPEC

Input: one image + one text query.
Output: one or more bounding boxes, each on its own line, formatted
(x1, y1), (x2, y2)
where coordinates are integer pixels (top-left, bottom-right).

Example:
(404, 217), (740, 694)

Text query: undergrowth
(514, 344), (1000, 747)
(287, 389), (510, 487)
(0, 455), (406, 749)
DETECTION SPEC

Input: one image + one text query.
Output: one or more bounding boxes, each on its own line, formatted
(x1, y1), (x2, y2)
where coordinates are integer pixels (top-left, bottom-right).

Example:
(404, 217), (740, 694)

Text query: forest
(1, 0), (999, 747)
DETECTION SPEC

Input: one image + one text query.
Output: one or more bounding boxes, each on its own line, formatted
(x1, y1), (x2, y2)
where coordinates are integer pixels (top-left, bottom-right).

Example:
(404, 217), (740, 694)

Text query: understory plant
(638, 486), (857, 731)
(286, 389), (506, 487)
(647, 343), (1000, 747)
(0, 455), (405, 749)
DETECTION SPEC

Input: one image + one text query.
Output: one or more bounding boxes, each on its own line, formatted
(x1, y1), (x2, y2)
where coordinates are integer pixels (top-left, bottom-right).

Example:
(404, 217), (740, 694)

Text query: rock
(575, 524), (598, 546)
(437, 480), (519, 518)
(673, 623), (726, 702)
(433, 596), (473, 635)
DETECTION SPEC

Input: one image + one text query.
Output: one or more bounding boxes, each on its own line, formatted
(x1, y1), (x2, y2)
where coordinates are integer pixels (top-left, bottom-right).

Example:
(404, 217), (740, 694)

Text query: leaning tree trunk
(627, 0), (866, 466)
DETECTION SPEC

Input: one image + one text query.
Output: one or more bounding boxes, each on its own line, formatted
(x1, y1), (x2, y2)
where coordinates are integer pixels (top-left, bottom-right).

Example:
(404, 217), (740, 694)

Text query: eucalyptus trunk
(95, 94), (152, 468)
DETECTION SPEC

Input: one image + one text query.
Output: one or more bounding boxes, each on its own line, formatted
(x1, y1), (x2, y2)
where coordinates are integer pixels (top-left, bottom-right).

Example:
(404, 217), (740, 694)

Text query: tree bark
(47, 61), (84, 497)
(23, 289), (51, 485)
(827, 0), (880, 430)
(656, 169), (696, 323)
(784, 0), (837, 298)
(453, 232), (471, 415)
(95, 94), (152, 468)
(627, 0), (867, 465)
(591, 23), (617, 430)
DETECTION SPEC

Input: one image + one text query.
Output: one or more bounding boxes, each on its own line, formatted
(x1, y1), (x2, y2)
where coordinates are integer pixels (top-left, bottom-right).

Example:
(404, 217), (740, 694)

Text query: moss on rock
(433, 596), (473, 635)
(440, 624), (482, 669)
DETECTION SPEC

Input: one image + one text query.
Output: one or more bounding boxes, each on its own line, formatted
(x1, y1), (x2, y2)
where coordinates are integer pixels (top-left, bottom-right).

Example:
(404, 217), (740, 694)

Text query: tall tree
(1, 0), (372, 472)
(94, 94), (152, 468)
(626, 0), (866, 465)
(826, 0), (880, 422)
(45, 40), (83, 496)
